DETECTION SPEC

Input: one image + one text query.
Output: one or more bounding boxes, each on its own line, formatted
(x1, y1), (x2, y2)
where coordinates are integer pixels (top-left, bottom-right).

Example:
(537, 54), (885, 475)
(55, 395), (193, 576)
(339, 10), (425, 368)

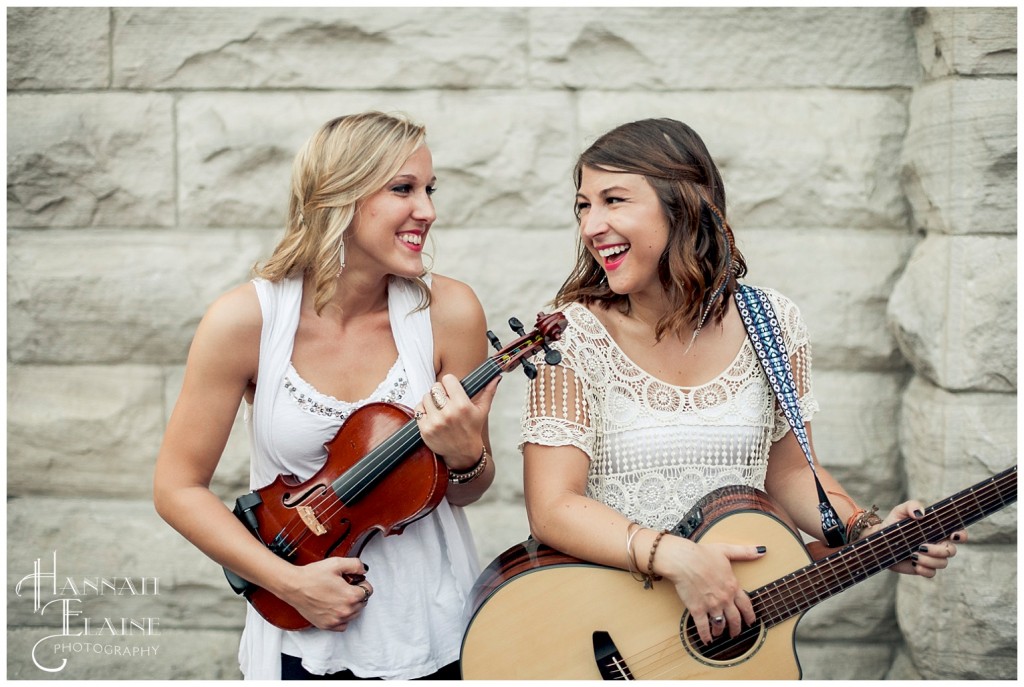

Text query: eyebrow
(576, 185), (631, 199)
(392, 173), (437, 184)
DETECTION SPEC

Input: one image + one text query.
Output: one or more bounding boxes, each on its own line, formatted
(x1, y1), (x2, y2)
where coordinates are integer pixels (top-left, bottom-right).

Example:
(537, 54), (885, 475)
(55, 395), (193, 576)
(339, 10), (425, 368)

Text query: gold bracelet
(448, 446), (488, 484)
(625, 523), (646, 583)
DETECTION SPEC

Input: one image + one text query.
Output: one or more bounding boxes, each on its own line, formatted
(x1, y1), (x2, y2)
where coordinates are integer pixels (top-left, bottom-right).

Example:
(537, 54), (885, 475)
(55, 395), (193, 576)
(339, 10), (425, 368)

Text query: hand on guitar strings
(657, 535), (767, 646)
(280, 557), (373, 632)
(873, 500), (967, 578)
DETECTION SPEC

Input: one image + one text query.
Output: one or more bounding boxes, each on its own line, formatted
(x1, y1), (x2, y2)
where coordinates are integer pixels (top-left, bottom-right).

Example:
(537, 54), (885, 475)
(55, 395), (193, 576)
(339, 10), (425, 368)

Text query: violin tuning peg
(521, 359), (538, 380)
(486, 330), (503, 351)
(508, 317), (526, 336)
(543, 344), (562, 366)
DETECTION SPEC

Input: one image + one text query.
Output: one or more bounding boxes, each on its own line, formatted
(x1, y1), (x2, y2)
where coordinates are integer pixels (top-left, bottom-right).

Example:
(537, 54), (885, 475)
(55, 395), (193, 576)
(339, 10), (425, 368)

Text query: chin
(605, 277), (634, 296)
(392, 261), (426, 280)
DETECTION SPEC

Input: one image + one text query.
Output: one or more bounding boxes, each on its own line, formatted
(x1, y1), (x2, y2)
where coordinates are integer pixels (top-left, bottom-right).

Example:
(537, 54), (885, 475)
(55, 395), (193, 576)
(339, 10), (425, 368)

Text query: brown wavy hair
(555, 118), (747, 342)
(255, 112), (429, 314)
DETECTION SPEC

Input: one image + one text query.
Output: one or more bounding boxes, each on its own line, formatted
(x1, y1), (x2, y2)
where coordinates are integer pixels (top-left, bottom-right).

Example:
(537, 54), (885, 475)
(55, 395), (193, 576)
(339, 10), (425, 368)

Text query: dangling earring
(684, 201), (735, 355)
(337, 235), (346, 277)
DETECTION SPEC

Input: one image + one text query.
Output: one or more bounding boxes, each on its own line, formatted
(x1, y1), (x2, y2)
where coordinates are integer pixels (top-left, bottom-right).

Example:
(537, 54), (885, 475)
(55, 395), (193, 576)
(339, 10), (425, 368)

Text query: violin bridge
(297, 506), (327, 535)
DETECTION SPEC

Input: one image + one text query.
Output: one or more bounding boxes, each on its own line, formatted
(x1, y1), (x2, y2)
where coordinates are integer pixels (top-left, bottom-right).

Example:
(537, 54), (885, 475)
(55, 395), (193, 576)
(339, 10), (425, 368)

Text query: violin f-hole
(324, 519), (353, 558)
(282, 484), (327, 508)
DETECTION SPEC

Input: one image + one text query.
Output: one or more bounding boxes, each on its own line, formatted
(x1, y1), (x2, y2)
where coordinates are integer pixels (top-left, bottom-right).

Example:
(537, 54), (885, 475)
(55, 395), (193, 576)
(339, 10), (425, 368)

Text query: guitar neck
(331, 358), (504, 503)
(752, 466), (1017, 627)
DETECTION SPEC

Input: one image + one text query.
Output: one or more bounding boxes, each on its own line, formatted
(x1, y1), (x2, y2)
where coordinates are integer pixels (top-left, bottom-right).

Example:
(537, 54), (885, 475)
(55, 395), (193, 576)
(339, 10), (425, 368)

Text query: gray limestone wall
(6, 7), (1015, 680)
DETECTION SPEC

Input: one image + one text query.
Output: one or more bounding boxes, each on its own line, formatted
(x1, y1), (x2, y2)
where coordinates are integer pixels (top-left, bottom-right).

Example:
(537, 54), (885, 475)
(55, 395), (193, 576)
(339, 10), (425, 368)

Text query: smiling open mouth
(598, 244), (630, 269)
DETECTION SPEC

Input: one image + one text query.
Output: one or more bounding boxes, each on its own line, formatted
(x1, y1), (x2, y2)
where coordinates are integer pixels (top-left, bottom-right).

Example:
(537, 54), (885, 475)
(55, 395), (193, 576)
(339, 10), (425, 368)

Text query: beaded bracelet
(448, 446), (488, 484)
(644, 530), (669, 590)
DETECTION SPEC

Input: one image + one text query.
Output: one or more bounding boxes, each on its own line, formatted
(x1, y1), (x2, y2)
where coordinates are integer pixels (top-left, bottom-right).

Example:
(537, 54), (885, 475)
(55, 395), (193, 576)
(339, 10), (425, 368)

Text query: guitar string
(627, 486), (1012, 680)
(464, 472), (1013, 678)
(743, 481), (1013, 627)
(509, 472), (1015, 678)
(699, 483), (1011, 647)
(272, 358), (507, 551)
(714, 485), (1006, 658)
(619, 481), (1014, 675)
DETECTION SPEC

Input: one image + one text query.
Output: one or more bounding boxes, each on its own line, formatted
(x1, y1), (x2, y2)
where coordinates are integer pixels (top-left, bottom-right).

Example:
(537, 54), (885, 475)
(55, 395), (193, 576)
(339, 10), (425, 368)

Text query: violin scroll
(488, 311), (568, 378)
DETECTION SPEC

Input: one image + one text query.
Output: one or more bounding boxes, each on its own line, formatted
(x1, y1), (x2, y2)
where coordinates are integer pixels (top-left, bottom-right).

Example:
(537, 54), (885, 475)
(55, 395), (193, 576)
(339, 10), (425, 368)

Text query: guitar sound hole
(679, 612), (764, 667)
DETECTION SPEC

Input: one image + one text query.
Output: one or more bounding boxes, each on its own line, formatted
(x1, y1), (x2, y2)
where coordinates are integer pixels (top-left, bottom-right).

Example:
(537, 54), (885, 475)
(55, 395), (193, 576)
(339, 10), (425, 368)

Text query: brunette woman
(520, 118), (965, 647)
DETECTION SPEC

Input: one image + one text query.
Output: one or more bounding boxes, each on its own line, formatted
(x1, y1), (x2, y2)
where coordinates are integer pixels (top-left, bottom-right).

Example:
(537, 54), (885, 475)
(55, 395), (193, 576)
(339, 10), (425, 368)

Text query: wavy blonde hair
(255, 111), (429, 314)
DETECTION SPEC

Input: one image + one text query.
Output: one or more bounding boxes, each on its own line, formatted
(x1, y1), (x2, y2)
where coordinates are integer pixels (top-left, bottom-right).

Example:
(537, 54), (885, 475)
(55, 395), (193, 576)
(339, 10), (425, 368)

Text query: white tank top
(237, 276), (480, 679)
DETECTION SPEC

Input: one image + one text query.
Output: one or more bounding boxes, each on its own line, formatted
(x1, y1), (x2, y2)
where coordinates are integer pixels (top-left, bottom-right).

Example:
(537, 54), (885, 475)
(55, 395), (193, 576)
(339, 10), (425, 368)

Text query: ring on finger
(711, 615), (726, 625)
(414, 410), (423, 420)
(430, 385), (448, 411)
(358, 583), (371, 603)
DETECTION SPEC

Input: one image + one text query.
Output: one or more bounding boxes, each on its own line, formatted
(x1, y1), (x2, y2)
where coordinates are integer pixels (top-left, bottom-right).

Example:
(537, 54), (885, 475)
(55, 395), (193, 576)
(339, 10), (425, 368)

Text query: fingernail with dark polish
(953, 533), (962, 541)
(917, 545), (929, 553)
(910, 561), (917, 567)
(913, 509), (924, 518)
(911, 553), (919, 562)
(756, 546), (767, 554)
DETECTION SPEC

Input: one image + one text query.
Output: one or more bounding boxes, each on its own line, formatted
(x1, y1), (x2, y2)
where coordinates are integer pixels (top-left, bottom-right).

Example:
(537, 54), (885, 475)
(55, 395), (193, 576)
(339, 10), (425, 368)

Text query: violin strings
(276, 334), (545, 548)
(272, 357), (509, 550)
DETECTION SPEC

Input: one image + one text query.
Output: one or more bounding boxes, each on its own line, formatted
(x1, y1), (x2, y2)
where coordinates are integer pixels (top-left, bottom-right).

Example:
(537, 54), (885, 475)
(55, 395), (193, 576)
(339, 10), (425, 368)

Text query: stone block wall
(7, 7), (1015, 680)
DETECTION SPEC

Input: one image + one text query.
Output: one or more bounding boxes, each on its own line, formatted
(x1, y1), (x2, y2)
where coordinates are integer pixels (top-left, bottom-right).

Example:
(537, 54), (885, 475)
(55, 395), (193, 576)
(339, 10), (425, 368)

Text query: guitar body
(461, 487), (812, 680)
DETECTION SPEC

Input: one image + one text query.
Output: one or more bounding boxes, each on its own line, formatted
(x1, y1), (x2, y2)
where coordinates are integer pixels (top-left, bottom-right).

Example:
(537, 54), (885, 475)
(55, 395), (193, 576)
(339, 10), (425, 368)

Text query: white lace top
(520, 288), (818, 531)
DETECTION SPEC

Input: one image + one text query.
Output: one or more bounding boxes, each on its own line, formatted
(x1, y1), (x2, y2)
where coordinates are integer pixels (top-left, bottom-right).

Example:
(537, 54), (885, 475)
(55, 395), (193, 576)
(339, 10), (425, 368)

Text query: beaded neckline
(284, 358), (408, 421)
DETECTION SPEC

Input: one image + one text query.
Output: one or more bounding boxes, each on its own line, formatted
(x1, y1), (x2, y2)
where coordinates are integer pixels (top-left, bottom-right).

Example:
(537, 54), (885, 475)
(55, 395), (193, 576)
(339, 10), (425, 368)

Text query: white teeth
(398, 233), (422, 245)
(598, 245), (629, 258)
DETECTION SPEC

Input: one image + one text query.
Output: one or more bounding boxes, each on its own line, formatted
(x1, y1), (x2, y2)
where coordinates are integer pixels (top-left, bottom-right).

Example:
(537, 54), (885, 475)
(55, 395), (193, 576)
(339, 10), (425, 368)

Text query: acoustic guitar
(460, 466), (1016, 680)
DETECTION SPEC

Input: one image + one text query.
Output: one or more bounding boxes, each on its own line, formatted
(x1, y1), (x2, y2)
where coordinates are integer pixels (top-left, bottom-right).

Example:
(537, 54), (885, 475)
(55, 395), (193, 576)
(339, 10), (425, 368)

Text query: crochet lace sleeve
(769, 292), (819, 443)
(519, 348), (596, 460)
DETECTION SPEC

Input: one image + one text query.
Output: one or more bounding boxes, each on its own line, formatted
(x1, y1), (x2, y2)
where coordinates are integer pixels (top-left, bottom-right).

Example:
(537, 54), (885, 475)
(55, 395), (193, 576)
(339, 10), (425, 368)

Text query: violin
(223, 312), (568, 630)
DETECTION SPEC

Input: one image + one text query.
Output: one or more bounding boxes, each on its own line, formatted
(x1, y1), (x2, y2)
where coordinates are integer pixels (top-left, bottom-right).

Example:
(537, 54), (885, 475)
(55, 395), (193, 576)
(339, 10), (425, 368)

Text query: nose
(413, 189), (436, 224)
(579, 206), (608, 242)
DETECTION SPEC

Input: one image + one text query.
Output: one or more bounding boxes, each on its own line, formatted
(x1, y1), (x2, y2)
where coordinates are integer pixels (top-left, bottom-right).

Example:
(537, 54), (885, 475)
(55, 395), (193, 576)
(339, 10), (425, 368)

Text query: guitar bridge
(298, 506), (327, 535)
(593, 631), (634, 680)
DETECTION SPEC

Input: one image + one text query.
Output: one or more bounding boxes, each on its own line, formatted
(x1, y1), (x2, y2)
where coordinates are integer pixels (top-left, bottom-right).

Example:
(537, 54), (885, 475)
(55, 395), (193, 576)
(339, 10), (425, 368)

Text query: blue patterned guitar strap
(734, 284), (846, 547)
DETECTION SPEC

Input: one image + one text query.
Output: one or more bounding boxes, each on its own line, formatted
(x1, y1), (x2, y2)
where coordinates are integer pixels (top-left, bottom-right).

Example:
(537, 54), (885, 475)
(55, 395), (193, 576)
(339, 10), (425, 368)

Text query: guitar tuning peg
(486, 330), (503, 352)
(508, 317), (526, 336)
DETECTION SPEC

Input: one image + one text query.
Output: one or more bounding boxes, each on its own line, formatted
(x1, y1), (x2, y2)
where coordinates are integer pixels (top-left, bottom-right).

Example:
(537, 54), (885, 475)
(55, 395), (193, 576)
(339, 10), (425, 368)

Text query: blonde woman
(154, 112), (498, 679)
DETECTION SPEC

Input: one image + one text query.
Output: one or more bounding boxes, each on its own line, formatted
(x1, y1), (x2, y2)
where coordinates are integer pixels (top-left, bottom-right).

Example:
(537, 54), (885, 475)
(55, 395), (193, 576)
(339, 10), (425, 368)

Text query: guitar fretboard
(750, 466), (1017, 626)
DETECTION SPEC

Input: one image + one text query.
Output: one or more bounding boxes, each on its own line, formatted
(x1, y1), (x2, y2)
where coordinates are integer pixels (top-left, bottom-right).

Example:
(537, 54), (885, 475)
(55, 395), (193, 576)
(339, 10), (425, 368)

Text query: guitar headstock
(488, 312), (568, 378)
